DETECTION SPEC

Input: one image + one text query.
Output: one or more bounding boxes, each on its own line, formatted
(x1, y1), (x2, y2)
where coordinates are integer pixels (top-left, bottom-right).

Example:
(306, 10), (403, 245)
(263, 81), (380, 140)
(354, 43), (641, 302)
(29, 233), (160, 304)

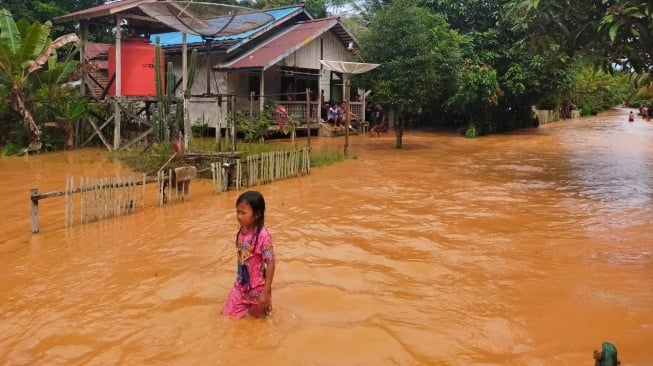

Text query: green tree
(33, 50), (87, 149)
(599, 1), (653, 72)
(1, 0), (97, 38)
(571, 65), (631, 115)
(0, 8), (79, 146)
(447, 61), (501, 136)
(497, 1), (599, 113)
(359, 0), (462, 148)
(505, 0), (608, 58)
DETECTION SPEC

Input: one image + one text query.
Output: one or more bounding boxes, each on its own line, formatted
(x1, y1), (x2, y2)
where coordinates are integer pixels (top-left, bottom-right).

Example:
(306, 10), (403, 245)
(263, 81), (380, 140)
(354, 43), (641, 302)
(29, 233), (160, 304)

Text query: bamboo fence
(28, 148), (307, 233)
(74, 174), (144, 225)
(211, 147), (310, 193)
(30, 174), (149, 233)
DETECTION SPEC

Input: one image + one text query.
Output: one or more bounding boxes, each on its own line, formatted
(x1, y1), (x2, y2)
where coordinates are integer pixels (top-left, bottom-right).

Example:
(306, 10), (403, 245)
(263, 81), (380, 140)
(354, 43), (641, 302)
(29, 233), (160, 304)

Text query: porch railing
(233, 98), (364, 125)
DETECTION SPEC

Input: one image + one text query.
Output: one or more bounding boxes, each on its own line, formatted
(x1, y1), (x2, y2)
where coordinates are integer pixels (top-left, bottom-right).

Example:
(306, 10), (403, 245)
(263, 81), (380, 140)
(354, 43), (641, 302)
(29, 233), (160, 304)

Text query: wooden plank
(85, 114), (113, 150)
(173, 166), (197, 182)
(32, 176), (157, 201)
(120, 126), (154, 150)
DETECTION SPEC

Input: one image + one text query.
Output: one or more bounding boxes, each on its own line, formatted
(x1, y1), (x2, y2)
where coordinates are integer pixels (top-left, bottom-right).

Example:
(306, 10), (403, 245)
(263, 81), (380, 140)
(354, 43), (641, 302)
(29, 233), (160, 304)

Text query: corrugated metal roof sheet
(55, 0), (279, 36)
(218, 17), (353, 71)
(149, 6), (301, 47)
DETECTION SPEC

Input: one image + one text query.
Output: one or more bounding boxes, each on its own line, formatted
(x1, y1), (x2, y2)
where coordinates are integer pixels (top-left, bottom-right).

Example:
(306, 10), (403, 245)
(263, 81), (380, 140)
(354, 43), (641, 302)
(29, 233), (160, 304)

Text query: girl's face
(236, 201), (256, 232)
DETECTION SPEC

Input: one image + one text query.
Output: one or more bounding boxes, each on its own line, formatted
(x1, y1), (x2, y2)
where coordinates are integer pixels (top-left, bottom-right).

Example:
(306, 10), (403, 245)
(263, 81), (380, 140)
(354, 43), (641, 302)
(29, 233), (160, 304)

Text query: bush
(2, 141), (23, 156)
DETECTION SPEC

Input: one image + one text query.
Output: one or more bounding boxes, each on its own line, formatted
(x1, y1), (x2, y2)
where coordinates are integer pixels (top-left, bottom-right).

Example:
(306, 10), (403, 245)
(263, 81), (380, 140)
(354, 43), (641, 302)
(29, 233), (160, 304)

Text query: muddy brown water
(1, 108), (652, 365)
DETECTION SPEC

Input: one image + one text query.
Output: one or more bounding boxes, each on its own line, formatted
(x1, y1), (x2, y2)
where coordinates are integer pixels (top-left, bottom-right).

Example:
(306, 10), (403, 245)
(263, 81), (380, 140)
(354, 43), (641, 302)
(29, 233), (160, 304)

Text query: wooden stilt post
(168, 168), (173, 203)
(30, 188), (39, 234)
(231, 95), (237, 152)
(80, 177), (84, 224)
(306, 89), (311, 149)
(236, 159), (241, 190)
(142, 173), (146, 209)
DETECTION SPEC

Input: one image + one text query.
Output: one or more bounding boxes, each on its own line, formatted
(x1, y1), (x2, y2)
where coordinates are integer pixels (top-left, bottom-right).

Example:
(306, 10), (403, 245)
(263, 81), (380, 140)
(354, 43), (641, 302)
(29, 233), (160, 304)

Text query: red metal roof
(85, 42), (111, 69)
(218, 17), (350, 71)
(85, 42), (110, 60)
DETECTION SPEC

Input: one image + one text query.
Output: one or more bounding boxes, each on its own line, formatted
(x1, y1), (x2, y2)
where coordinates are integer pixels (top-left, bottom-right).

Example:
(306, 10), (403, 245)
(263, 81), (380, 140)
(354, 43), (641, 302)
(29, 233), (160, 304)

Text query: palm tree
(0, 8), (79, 147)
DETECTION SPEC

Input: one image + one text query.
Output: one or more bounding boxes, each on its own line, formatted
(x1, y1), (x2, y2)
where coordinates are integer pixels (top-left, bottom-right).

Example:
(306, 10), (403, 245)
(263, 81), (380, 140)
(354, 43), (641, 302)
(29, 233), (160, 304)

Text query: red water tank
(108, 37), (164, 97)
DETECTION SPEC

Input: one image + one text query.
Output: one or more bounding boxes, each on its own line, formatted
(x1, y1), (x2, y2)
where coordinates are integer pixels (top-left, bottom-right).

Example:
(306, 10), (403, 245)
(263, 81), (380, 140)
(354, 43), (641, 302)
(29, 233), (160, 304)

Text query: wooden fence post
(30, 188), (39, 234)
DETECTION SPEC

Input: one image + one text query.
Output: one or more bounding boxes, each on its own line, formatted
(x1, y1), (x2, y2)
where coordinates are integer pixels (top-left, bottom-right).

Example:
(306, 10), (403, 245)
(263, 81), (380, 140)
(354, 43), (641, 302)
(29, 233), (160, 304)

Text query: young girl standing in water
(222, 191), (275, 318)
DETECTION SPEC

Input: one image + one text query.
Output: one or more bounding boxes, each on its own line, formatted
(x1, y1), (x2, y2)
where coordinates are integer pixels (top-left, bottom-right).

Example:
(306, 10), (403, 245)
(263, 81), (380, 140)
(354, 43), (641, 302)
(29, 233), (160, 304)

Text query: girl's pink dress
(222, 227), (274, 317)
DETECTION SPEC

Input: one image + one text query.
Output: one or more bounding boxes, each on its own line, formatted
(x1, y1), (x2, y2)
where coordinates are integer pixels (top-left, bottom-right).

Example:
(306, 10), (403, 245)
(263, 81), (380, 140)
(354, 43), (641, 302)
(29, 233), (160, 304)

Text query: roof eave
(215, 18), (343, 72)
(55, 0), (153, 23)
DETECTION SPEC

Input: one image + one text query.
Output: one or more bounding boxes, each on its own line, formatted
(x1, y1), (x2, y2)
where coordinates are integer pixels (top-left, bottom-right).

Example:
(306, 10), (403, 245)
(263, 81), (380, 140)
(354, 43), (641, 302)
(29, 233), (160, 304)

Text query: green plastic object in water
(595, 342), (619, 366)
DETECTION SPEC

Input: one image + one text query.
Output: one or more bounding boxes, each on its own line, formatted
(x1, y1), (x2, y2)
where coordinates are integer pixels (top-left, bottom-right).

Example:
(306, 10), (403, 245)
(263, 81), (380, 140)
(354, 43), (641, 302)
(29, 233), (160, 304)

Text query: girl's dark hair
(236, 190), (266, 231)
(236, 191), (265, 254)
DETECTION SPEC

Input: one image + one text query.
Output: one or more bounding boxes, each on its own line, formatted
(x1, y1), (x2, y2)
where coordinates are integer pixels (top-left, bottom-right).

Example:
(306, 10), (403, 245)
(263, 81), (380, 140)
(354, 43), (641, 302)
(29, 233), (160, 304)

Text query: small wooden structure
(157, 165), (197, 205)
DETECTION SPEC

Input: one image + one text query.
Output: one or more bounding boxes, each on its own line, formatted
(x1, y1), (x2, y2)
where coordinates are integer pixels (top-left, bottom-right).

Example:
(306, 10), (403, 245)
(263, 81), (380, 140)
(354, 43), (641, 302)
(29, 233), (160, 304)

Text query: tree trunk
(10, 87), (42, 139)
(395, 108), (403, 149)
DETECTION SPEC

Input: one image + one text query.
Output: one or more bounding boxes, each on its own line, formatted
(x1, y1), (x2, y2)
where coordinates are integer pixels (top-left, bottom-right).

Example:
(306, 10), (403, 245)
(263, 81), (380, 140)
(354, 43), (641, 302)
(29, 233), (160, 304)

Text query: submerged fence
(29, 148), (310, 233)
(30, 174), (147, 233)
(71, 174), (145, 226)
(211, 147), (311, 193)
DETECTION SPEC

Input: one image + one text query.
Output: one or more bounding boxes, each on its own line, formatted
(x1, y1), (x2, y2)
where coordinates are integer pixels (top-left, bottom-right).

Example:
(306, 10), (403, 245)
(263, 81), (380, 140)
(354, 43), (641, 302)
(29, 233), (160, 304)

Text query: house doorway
(330, 71), (343, 102)
(281, 67), (319, 101)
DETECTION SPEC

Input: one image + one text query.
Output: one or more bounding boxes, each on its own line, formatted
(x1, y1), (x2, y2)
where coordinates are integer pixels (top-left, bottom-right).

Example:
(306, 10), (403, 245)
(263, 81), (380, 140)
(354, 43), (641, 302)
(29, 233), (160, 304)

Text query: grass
(309, 146), (345, 167)
(115, 138), (346, 176)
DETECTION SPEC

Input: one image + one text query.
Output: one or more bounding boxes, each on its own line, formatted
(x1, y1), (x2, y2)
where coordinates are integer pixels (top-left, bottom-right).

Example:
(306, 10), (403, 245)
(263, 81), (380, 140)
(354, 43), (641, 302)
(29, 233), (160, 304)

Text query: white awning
(319, 60), (380, 74)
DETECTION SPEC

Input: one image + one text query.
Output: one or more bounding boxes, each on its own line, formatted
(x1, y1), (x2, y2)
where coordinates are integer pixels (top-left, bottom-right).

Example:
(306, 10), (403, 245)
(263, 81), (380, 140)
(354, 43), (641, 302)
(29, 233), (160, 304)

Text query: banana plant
(0, 8), (79, 144)
(34, 50), (86, 149)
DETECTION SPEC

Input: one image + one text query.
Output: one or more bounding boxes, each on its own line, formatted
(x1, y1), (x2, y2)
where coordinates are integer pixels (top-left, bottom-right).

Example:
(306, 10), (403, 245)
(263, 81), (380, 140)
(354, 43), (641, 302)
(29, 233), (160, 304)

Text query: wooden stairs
(319, 122), (364, 137)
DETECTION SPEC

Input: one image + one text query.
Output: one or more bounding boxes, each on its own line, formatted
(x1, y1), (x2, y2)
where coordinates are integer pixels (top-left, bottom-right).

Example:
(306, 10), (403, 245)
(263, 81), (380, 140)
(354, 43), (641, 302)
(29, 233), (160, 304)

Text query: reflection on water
(1, 109), (652, 365)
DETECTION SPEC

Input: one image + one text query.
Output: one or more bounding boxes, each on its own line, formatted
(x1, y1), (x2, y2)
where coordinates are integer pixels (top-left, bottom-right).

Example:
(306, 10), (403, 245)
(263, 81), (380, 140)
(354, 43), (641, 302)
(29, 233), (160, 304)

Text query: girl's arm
(263, 258), (275, 294)
(253, 258), (275, 317)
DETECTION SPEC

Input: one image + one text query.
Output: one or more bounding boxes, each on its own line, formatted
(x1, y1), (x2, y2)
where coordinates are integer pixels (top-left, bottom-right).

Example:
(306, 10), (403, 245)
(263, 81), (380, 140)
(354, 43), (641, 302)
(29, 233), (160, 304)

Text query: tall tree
(599, 0), (653, 73)
(447, 61), (501, 136)
(497, 1), (610, 112)
(1, 0), (97, 38)
(359, 0), (462, 148)
(503, 0), (629, 85)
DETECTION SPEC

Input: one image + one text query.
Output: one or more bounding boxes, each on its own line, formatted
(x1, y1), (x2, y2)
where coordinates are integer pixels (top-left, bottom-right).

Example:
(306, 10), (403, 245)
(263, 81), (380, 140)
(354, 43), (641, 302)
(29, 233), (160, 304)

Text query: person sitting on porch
(328, 103), (343, 128)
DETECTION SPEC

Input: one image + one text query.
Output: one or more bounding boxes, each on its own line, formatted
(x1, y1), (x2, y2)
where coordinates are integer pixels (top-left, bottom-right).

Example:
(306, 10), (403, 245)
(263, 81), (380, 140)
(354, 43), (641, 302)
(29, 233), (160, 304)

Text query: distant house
(152, 5), (359, 132)
(56, 2), (361, 144)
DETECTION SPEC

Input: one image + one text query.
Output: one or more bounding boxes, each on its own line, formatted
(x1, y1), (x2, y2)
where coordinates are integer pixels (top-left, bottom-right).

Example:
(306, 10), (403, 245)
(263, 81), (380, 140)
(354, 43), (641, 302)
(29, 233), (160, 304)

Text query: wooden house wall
(163, 30), (353, 131)
(165, 53), (229, 130)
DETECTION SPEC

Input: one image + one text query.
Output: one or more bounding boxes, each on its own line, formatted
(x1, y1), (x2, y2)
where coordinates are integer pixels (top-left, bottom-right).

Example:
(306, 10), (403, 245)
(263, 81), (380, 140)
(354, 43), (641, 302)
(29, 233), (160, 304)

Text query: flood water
(1, 108), (652, 365)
